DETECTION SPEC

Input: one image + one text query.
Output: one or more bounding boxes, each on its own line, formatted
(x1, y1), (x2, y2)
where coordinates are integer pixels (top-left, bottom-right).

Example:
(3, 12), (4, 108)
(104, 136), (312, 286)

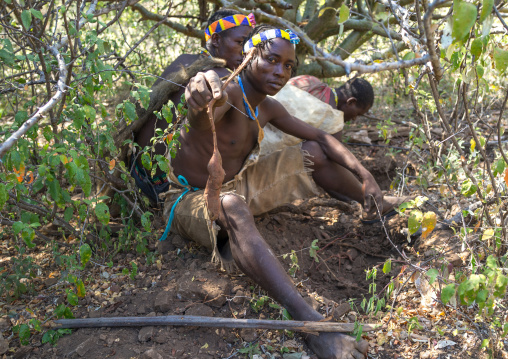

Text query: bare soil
(1, 119), (487, 359)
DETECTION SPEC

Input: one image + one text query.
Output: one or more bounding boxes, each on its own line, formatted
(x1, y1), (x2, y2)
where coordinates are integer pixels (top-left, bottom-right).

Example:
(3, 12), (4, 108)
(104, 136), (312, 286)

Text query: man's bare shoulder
(261, 96), (290, 119)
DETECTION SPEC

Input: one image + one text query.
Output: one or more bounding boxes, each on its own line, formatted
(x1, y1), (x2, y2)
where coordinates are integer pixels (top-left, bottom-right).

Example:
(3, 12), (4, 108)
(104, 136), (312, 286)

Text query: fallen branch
(54, 315), (379, 333)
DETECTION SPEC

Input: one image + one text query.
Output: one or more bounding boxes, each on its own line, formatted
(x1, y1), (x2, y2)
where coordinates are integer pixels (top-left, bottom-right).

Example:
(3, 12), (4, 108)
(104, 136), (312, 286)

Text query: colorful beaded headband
(243, 28), (300, 53)
(205, 13), (256, 41)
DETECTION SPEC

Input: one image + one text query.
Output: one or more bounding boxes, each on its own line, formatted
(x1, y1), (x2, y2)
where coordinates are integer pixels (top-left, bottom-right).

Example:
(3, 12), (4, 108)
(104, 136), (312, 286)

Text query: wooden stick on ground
(54, 315), (379, 334)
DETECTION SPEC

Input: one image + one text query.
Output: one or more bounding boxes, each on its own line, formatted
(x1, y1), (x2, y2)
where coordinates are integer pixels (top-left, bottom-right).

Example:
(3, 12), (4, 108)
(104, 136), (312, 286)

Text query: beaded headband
(243, 28), (300, 53)
(205, 13), (256, 41)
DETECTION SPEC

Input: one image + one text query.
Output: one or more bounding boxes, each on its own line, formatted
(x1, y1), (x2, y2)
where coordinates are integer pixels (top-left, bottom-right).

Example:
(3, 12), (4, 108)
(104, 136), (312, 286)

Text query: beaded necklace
(237, 75), (258, 121)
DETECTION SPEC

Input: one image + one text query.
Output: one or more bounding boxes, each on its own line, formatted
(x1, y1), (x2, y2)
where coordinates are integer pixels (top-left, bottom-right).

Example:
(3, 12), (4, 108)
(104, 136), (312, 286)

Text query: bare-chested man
(163, 25), (373, 359)
(132, 9), (254, 205)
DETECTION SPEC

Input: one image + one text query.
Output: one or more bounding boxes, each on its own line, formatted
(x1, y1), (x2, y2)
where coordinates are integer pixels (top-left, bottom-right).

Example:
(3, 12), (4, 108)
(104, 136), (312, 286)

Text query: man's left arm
(268, 99), (383, 215)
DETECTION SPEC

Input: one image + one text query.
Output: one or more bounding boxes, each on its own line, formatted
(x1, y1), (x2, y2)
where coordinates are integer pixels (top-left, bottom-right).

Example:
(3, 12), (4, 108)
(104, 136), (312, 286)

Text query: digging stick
(54, 315), (379, 333)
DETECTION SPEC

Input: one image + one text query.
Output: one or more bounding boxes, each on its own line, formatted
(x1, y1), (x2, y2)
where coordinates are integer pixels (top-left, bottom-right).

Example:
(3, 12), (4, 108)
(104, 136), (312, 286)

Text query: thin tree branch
(309, 54), (430, 74)
(423, 0), (446, 80)
(0, 46), (67, 158)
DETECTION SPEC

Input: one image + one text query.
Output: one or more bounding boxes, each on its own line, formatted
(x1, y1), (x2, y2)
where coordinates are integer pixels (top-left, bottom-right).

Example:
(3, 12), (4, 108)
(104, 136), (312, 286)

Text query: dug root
(160, 25), (374, 359)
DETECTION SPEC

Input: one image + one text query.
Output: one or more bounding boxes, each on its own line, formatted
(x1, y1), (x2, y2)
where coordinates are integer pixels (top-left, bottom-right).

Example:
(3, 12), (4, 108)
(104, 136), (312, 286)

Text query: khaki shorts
(162, 143), (321, 271)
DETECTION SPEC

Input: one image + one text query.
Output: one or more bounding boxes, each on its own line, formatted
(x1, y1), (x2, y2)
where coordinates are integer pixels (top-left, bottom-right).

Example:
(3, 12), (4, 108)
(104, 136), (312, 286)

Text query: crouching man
(161, 25), (375, 359)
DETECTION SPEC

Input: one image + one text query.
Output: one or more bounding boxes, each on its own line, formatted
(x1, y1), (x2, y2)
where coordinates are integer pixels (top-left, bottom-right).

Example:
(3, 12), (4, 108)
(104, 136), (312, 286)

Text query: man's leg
(218, 194), (368, 359)
(302, 141), (403, 219)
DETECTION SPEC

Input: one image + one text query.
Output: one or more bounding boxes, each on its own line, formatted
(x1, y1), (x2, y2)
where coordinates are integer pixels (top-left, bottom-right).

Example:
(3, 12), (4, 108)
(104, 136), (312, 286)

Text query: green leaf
(29, 318), (41, 332)
(72, 107), (85, 128)
(494, 274), (508, 297)
(494, 48), (508, 72)
(476, 64), (484, 78)
(476, 289), (489, 303)
(48, 178), (62, 202)
(64, 207), (74, 222)
(141, 212), (152, 232)
(42, 330), (54, 344)
(452, 0), (477, 42)
(94, 203), (110, 225)
(30, 8), (43, 21)
(22, 226), (35, 248)
(282, 308), (292, 320)
(338, 4), (349, 24)
(76, 279), (86, 297)
(123, 101), (137, 123)
(136, 85), (150, 109)
(79, 244), (92, 265)
(141, 153), (152, 171)
(13, 221), (24, 235)
(15, 110), (28, 125)
(21, 10), (32, 30)
(441, 283), (456, 304)
(421, 212), (437, 239)
(0, 46), (15, 66)
(82, 105), (96, 121)
(154, 155), (169, 174)
(76, 169), (91, 197)
(427, 268), (439, 284)
(67, 290), (78, 306)
(130, 261), (138, 280)
(403, 52), (415, 61)
(161, 103), (174, 124)
(480, 0), (494, 23)
(0, 183), (7, 210)
(495, 159), (506, 175)
(470, 38), (483, 57)
(19, 323), (31, 345)
(309, 239), (319, 262)
(480, 338), (489, 350)
(460, 179), (477, 197)
(382, 259), (391, 274)
(408, 210), (422, 235)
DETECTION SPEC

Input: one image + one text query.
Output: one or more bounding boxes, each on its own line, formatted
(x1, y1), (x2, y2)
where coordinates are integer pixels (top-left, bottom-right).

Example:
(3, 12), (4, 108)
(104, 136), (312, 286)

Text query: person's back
(288, 75), (374, 123)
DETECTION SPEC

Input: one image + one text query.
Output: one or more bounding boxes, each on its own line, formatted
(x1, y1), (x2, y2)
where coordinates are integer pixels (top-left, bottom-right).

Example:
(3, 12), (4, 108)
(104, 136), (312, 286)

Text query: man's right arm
(185, 70), (233, 131)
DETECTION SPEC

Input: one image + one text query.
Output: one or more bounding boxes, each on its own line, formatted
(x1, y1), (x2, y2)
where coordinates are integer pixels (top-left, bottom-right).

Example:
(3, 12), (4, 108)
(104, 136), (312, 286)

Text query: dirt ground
(1, 118), (489, 359)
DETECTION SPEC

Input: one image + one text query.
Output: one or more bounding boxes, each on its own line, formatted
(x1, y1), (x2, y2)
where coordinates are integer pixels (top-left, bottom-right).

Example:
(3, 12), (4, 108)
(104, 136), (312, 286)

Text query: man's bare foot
(362, 195), (413, 222)
(304, 332), (369, 359)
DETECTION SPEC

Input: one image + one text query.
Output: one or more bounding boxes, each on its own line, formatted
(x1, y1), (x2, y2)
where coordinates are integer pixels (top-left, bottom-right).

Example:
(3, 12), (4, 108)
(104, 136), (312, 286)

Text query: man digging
(160, 24), (373, 359)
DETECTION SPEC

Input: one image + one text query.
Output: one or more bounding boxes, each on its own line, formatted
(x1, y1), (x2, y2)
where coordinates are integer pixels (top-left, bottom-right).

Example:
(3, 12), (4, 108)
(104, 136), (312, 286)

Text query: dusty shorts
(161, 143), (321, 271)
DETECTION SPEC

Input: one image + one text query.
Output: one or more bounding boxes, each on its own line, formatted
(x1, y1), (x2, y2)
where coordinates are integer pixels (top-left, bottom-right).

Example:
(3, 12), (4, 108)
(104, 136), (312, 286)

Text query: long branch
(55, 315), (379, 333)
(309, 54), (430, 74)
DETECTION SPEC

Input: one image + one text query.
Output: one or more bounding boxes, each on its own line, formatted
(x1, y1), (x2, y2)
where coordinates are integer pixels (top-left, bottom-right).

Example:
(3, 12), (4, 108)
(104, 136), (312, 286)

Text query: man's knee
(220, 194), (250, 217)
(302, 141), (326, 167)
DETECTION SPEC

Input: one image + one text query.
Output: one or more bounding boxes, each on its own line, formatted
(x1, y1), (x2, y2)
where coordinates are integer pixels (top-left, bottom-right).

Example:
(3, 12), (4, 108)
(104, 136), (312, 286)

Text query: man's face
(339, 101), (370, 122)
(214, 26), (252, 70)
(245, 38), (296, 96)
